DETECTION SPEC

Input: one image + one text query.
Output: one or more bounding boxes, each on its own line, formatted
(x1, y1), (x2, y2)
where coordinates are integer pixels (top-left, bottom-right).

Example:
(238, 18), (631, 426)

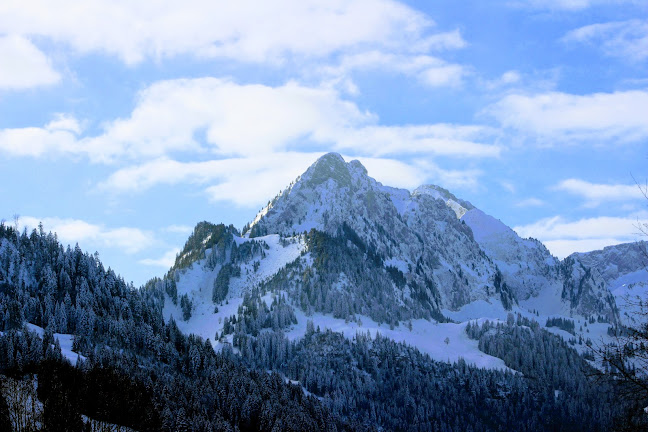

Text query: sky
(1, 0), (647, 287)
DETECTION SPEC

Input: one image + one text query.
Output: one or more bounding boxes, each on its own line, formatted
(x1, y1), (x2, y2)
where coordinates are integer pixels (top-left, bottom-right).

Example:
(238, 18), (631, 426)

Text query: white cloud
(486, 89), (648, 143)
(0, 34), (60, 90)
(322, 51), (467, 88)
(0, 0), (451, 65)
(203, 154), (327, 206)
(1, 78), (500, 162)
(0, 116), (81, 157)
(99, 153), (323, 206)
(92, 78), (499, 160)
(17, 216), (155, 254)
(417, 161), (482, 190)
(555, 179), (643, 207)
(98, 152), (457, 206)
(139, 248), (180, 268)
(46, 114), (82, 135)
(335, 124), (500, 158)
(515, 0), (636, 11)
(1, 77), (497, 207)
(515, 197), (545, 207)
(543, 238), (632, 258)
(350, 157), (428, 189)
(514, 214), (645, 258)
(483, 70), (522, 90)
(86, 79), (370, 162)
(563, 19), (648, 62)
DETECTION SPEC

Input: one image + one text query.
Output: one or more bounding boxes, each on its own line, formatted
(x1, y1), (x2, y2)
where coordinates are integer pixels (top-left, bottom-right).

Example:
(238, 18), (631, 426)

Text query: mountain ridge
(1, 153), (643, 431)
(240, 153), (615, 319)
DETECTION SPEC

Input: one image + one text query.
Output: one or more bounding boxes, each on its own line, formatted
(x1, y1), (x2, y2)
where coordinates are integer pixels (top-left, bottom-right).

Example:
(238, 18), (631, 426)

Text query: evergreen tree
(0, 389), (11, 432)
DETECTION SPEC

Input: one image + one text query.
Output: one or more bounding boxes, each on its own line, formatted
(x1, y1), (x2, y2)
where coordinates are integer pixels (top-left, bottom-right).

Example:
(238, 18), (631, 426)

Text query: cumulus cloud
(0, 34), (60, 90)
(17, 216), (155, 254)
(87, 79), (371, 162)
(482, 70), (522, 90)
(98, 150), (482, 207)
(348, 156), (430, 189)
(86, 78), (498, 161)
(486, 89), (648, 144)
(0, 77), (497, 207)
(98, 152), (460, 206)
(98, 153), (324, 206)
(0, 0), (455, 65)
(335, 124), (500, 158)
(555, 179), (643, 207)
(320, 51), (467, 89)
(0, 114), (81, 157)
(563, 19), (648, 62)
(1, 78), (500, 162)
(514, 214), (645, 258)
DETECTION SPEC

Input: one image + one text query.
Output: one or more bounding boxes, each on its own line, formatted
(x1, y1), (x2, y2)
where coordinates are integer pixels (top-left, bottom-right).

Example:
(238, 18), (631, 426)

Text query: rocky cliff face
(570, 241), (648, 290)
(168, 153), (622, 325)
(459, 203), (617, 321)
(247, 153), (510, 313)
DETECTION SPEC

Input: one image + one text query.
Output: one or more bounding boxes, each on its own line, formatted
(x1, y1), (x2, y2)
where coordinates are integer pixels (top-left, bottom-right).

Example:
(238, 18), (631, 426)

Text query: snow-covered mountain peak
(414, 184), (474, 218)
(246, 153), (377, 237)
(571, 241), (647, 284)
(300, 152), (355, 189)
(174, 153), (619, 334)
(348, 158), (368, 175)
(241, 153), (515, 312)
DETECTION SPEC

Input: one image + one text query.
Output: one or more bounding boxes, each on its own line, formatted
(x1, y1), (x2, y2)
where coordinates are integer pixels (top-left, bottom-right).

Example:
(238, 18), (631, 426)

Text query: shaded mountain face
(168, 153), (621, 330)
(571, 241), (648, 290)
(462, 208), (558, 301)
(247, 153), (511, 313)
(243, 153), (621, 320)
(568, 242), (647, 325)
(461, 208), (617, 320)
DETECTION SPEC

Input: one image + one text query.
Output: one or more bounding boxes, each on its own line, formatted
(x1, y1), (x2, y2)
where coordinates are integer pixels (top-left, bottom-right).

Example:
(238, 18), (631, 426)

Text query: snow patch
(284, 310), (511, 372)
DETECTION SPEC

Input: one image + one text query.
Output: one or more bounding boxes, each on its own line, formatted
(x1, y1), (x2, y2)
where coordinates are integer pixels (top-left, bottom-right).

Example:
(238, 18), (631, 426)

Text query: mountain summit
(162, 152), (619, 363)
(241, 153), (616, 319)
(0, 153), (632, 431)
(247, 153), (512, 314)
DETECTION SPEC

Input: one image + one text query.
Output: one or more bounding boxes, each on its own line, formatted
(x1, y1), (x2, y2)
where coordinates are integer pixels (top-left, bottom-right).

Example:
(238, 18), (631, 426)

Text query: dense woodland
(0, 223), (352, 431)
(258, 227), (448, 328)
(0, 221), (643, 431)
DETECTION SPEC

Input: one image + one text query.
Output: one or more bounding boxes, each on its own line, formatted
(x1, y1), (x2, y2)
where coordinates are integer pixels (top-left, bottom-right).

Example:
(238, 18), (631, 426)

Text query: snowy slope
(164, 233), (306, 342)
(463, 208), (558, 299)
(247, 152), (508, 312)
(460, 208), (616, 320)
(161, 152), (632, 372)
(572, 241), (647, 291)
(284, 310), (511, 371)
(572, 241), (648, 326)
(25, 323), (86, 364)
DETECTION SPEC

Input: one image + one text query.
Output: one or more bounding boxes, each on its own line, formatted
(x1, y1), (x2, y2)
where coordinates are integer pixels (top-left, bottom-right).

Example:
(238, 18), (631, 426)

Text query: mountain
(246, 152), (511, 316)
(244, 152), (614, 320)
(570, 241), (647, 326)
(0, 222), (361, 431)
(571, 241), (648, 291)
(461, 208), (617, 320)
(161, 153), (622, 367)
(1, 152), (645, 431)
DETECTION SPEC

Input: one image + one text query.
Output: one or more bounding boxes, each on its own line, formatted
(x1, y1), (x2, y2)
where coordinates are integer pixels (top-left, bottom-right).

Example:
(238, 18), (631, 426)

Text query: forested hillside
(0, 223), (354, 431)
(1, 221), (643, 431)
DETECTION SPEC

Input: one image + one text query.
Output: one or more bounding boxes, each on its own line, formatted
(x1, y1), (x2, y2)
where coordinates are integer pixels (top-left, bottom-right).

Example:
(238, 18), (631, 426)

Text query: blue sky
(1, 0), (646, 286)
